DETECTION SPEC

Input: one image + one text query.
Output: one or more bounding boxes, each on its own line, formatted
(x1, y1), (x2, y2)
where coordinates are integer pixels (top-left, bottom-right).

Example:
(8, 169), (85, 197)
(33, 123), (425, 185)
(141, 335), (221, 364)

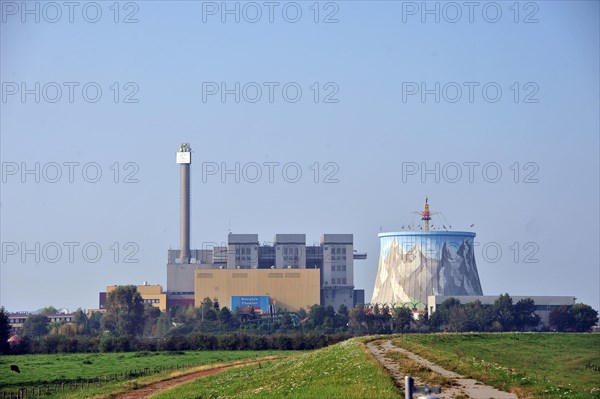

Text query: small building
(100, 284), (167, 312)
(7, 313), (76, 332)
(427, 295), (576, 326)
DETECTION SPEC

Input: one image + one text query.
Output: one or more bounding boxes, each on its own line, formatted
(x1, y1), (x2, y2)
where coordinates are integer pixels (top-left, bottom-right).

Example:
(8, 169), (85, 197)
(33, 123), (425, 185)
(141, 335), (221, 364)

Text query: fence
(0, 363), (195, 398)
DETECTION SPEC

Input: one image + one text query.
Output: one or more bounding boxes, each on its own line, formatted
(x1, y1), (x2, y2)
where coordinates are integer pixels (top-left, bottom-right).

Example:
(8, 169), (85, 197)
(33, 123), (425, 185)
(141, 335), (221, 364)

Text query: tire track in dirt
(110, 356), (283, 399)
(366, 339), (518, 399)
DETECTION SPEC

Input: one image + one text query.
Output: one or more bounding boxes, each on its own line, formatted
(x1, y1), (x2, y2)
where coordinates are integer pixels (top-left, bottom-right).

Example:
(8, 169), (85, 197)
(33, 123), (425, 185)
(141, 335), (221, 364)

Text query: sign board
(231, 296), (270, 315)
(176, 152), (191, 164)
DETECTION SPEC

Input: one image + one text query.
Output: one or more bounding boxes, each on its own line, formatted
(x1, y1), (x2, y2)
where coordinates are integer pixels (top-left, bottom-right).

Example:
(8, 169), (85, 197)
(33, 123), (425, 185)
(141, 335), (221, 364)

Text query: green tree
(349, 304), (368, 334)
(88, 311), (103, 334)
(429, 298), (461, 330)
(218, 307), (233, 325)
(0, 307), (10, 354)
(513, 298), (541, 331)
(40, 306), (59, 316)
(393, 307), (413, 332)
(200, 298), (218, 321)
(297, 308), (308, 321)
(73, 308), (89, 334)
(335, 305), (350, 329)
(448, 306), (468, 332)
(23, 314), (49, 337)
(307, 305), (326, 328)
(464, 300), (490, 331)
(549, 305), (574, 332)
(143, 304), (161, 336)
(102, 286), (145, 337)
(493, 294), (515, 331)
(571, 304), (599, 332)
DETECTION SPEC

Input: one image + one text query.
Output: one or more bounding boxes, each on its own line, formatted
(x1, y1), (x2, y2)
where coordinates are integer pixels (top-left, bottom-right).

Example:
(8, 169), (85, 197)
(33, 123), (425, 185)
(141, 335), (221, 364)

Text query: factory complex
(95, 144), (576, 328)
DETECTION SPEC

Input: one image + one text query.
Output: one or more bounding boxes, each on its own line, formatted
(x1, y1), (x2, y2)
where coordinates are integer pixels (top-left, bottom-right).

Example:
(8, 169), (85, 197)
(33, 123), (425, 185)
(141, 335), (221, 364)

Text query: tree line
(1, 287), (597, 355)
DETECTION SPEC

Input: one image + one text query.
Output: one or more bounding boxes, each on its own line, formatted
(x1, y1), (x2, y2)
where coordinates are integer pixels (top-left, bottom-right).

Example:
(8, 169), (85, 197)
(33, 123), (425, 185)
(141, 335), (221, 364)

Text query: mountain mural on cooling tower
(371, 238), (483, 308)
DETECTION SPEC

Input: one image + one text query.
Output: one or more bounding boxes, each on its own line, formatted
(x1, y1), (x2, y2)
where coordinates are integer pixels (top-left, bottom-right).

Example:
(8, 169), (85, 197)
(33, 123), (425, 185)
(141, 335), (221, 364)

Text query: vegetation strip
(391, 333), (600, 399)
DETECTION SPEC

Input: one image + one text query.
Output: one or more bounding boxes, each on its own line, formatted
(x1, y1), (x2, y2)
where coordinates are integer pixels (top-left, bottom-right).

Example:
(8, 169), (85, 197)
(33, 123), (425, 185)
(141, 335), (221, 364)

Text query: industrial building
(195, 269), (320, 312)
(427, 295), (576, 326)
(371, 198), (483, 309)
(165, 143), (367, 311)
(168, 232), (366, 311)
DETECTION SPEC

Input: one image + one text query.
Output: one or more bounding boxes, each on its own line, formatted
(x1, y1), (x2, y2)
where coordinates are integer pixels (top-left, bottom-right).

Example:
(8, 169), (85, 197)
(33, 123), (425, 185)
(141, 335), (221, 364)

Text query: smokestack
(176, 143), (191, 264)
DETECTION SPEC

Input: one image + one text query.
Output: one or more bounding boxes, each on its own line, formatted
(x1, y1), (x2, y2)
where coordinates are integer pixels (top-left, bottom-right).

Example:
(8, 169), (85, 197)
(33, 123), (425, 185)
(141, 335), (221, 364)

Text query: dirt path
(111, 356), (282, 399)
(366, 340), (518, 399)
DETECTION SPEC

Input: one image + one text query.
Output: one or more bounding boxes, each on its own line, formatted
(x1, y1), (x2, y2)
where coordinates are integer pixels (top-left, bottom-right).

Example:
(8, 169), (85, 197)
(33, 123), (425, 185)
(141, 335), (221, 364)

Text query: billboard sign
(231, 296), (270, 314)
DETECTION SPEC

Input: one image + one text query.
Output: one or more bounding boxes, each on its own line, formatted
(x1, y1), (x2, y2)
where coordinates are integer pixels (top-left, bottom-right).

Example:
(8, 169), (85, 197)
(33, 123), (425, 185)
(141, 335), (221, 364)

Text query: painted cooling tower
(371, 231), (483, 309)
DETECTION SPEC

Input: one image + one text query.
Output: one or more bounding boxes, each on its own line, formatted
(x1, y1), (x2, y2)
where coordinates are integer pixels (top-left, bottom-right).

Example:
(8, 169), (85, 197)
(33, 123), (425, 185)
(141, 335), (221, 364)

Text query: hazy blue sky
(1, 1), (598, 312)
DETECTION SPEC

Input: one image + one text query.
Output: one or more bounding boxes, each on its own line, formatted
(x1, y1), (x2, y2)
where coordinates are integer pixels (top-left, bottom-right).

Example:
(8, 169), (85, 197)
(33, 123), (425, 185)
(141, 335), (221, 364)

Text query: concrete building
(195, 269), (320, 312)
(427, 295), (576, 326)
(167, 233), (366, 311)
(100, 284), (167, 312)
(163, 144), (367, 311)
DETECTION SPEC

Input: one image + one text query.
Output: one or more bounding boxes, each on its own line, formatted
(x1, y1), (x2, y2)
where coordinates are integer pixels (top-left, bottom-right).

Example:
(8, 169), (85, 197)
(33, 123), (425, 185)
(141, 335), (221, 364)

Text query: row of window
(332, 265), (347, 272)
(331, 278), (347, 285)
(144, 299), (161, 304)
(329, 247), (347, 254)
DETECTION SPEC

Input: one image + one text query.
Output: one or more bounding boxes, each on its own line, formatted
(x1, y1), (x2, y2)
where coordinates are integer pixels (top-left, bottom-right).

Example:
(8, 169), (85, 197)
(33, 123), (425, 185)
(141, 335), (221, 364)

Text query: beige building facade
(195, 269), (320, 312)
(106, 284), (167, 311)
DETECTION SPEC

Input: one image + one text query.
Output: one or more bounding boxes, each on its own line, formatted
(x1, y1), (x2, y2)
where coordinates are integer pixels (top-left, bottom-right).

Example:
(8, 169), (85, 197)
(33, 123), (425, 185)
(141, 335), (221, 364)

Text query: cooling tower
(371, 231), (483, 309)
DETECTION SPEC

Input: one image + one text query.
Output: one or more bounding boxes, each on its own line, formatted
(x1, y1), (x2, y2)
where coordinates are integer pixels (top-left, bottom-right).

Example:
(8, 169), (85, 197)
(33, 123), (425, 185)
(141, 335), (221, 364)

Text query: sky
(1, 0), (599, 313)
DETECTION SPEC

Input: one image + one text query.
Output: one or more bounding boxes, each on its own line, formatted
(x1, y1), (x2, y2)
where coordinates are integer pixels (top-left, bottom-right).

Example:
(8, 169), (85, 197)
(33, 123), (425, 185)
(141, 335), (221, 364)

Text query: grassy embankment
(391, 333), (600, 399)
(152, 338), (400, 399)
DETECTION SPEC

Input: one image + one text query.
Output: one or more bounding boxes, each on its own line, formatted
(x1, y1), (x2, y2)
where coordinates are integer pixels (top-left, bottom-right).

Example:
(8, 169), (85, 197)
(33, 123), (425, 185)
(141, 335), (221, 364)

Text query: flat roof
(379, 231), (476, 238)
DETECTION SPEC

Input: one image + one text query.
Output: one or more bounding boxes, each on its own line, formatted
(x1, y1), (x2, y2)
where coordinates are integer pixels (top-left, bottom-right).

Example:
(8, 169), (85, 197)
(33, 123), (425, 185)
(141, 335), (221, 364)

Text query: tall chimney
(176, 143), (191, 264)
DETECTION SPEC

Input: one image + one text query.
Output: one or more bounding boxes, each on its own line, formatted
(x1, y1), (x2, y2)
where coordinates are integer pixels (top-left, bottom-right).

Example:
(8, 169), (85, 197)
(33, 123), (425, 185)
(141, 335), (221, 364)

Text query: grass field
(391, 333), (600, 399)
(0, 350), (295, 390)
(152, 338), (400, 399)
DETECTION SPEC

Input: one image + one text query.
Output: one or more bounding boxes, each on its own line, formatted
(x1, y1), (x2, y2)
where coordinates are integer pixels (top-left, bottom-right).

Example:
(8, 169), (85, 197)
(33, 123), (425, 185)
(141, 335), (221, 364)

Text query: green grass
(153, 338), (400, 399)
(0, 350), (295, 390)
(390, 333), (600, 399)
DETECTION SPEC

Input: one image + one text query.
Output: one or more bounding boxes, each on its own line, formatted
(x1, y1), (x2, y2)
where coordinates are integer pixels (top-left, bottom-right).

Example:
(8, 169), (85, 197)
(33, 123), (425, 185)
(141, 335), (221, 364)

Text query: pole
(405, 376), (414, 399)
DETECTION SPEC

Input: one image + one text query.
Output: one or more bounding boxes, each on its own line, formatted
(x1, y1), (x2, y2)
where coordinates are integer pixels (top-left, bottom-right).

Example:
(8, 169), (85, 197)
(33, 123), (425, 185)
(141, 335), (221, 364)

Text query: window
(342, 278), (347, 285)
(342, 265), (346, 271)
